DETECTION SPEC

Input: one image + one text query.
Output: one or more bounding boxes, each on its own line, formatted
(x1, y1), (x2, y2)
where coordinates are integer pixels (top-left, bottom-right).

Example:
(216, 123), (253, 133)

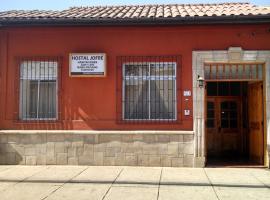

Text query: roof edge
(1, 15), (270, 27)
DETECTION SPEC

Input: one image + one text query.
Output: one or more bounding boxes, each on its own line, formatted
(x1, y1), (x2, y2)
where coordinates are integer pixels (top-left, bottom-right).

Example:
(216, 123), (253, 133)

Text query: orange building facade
(0, 3), (269, 167)
(0, 24), (269, 130)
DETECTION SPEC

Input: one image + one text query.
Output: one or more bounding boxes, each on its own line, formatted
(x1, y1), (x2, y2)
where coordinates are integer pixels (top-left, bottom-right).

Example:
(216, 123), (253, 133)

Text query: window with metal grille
(122, 61), (177, 120)
(19, 60), (58, 120)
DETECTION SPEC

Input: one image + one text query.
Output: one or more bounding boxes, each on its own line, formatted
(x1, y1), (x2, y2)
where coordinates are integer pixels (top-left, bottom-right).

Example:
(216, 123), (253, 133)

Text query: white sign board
(70, 53), (106, 77)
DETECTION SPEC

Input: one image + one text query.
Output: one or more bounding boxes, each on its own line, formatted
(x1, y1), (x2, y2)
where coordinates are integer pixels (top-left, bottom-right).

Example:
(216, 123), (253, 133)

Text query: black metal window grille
(19, 60), (58, 120)
(122, 61), (177, 121)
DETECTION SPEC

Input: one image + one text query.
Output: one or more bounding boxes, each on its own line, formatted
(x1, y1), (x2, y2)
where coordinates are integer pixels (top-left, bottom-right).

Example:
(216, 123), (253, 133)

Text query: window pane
(150, 63), (175, 76)
(19, 60), (58, 120)
(221, 101), (229, 109)
(231, 65), (237, 78)
(150, 80), (175, 119)
(237, 65), (243, 79)
(230, 101), (237, 109)
(125, 64), (148, 76)
(123, 62), (177, 121)
(218, 82), (229, 96)
(230, 111), (237, 119)
(211, 65), (216, 79)
(251, 64), (257, 79)
(224, 65), (230, 79)
(230, 120), (238, 128)
(207, 101), (214, 109)
(38, 81), (56, 119)
(207, 119), (214, 128)
(217, 65), (223, 79)
(221, 111), (229, 119)
(205, 64), (262, 80)
(207, 82), (217, 96)
(29, 81), (39, 118)
(20, 80), (38, 118)
(207, 110), (214, 118)
(245, 65), (250, 78)
(221, 120), (229, 128)
(124, 79), (149, 119)
(230, 82), (241, 96)
(207, 101), (215, 128)
(20, 80), (38, 119)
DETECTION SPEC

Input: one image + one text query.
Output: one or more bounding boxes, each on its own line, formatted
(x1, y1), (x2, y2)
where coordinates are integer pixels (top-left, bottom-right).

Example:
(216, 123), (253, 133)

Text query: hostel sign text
(70, 53), (106, 77)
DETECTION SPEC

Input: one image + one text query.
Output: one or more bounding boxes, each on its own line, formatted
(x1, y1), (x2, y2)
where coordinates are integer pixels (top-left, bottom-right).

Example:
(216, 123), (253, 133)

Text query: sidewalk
(0, 165), (269, 200)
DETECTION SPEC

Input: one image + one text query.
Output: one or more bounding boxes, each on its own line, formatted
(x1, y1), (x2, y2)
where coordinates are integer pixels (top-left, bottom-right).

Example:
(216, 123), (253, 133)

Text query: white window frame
(122, 62), (177, 121)
(19, 61), (58, 121)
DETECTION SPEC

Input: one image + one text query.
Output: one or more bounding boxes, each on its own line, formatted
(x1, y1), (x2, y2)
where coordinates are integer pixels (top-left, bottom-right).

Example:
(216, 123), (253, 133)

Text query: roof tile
(0, 2), (269, 22)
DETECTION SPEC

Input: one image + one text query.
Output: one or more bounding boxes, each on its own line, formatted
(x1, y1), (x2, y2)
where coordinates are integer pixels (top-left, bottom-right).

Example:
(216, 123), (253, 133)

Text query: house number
(183, 90), (191, 96)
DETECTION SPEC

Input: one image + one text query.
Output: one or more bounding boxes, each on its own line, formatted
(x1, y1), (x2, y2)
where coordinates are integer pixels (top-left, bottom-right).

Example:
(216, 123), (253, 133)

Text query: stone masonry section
(0, 131), (195, 167)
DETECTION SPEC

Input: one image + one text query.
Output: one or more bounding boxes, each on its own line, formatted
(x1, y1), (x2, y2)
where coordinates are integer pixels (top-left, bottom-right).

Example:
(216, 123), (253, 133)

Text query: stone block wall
(0, 131), (195, 167)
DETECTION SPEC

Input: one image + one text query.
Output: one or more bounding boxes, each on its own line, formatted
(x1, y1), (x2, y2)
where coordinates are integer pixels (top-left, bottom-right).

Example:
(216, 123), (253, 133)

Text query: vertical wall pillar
(0, 31), (8, 126)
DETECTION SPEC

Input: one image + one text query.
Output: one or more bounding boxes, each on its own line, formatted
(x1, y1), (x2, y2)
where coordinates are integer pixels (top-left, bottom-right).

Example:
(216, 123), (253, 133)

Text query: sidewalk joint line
(0, 166), (14, 173)
(1, 166), (50, 192)
(101, 167), (124, 200)
(250, 171), (270, 190)
(203, 168), (221, 200)
(157, 167), (163, 200)
(41, 166), (90, 200)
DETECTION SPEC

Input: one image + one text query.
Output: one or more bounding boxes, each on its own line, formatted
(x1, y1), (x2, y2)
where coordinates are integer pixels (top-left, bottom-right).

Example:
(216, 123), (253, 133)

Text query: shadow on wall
(15, 79), (186, 130)
(16, 95), (90, 130)
(0, 136), (23, 164)
(0, 134), (47, 165)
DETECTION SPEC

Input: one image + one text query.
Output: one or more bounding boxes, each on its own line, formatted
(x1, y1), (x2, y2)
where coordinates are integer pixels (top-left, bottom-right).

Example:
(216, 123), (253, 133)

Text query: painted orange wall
(0, 24), (269, 130)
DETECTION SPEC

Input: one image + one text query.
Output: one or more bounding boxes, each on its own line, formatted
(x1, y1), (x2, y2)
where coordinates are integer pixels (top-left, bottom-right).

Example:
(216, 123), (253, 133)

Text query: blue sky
(0, 0), (269, 11)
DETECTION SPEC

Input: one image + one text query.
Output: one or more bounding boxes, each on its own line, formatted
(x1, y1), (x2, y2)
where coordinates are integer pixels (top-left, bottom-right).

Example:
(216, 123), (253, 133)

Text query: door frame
(192, 48), (270, 168)
(204, 79), (266, 165)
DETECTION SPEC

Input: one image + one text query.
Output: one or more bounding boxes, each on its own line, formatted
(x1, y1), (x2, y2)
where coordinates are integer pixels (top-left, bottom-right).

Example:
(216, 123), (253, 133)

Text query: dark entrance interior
(206, 81), (264, 167)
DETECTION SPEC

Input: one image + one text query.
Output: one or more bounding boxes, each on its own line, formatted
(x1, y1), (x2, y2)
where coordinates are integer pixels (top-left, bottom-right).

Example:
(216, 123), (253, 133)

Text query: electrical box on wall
(183, 90), (191, 96)
(184, 110), (190, 116)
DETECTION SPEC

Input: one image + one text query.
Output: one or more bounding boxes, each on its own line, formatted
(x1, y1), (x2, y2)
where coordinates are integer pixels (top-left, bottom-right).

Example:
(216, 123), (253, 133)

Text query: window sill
(14, 119), (61, 124)
(0, 130), (194, 135)
(117, 119), (182, 124)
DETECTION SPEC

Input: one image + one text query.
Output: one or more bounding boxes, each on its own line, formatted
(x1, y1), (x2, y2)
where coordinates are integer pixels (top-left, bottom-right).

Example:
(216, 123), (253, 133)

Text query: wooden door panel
(248, 82), (264, 164)
(222, 134), (238, 152)
(219, 99), (240, 155)
(206, 97), (240, 157)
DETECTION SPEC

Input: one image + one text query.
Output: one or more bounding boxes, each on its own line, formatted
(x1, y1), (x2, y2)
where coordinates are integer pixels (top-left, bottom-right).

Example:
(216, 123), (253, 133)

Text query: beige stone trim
(192, 48), (270, 167)
(0, 131), (195, 167)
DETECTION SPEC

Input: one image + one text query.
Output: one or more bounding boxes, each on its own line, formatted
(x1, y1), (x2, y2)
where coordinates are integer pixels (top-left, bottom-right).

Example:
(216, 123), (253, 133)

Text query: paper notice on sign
(70, 53), (106, 77)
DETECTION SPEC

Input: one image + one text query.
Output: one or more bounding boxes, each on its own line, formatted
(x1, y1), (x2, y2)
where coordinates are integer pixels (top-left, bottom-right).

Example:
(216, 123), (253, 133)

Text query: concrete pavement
(0, 166), (269, 200)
